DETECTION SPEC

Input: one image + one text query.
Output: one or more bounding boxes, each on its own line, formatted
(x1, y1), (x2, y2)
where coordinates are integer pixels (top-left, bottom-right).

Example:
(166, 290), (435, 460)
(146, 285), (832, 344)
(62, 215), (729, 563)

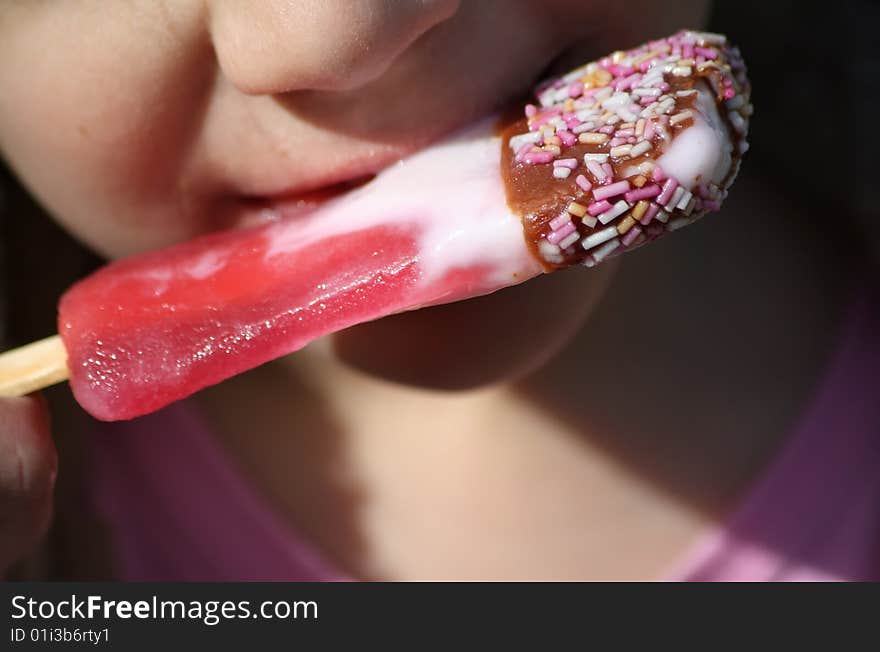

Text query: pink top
(85, 287), (880, 581)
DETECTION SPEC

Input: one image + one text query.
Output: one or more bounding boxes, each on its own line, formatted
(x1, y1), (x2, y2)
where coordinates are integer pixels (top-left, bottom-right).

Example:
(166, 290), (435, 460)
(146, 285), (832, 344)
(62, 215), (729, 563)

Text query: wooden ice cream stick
(0, 335), (69, 396)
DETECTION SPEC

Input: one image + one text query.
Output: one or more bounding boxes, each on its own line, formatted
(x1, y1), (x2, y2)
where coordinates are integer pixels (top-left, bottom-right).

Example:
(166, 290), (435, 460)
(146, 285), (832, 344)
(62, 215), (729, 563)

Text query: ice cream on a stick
(0, 30), (751, 421)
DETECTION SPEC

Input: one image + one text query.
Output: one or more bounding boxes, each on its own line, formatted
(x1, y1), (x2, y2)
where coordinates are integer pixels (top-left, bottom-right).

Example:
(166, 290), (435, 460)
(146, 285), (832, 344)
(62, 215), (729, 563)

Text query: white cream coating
(265, 118), (543, 298)
(654, 81), (733, 189)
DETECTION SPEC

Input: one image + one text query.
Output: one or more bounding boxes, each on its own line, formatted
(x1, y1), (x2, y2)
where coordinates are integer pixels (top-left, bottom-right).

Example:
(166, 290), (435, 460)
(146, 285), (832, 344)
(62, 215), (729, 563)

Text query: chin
(332, 262), (616, 390)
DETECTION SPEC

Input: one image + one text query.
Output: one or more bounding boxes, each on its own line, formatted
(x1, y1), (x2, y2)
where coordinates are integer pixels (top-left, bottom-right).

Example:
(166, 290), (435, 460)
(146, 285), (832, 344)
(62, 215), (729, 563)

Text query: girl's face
(0, 1), (707, 387)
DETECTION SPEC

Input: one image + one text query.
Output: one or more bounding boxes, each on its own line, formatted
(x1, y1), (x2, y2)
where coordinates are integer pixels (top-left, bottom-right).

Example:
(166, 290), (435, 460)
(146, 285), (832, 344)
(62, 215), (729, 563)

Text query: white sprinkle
(632, 87), (661, 97)
(572, 121), (596, 134)
(538, 240), (563, 263)
(616, 107), (639, 123)
(675, 89), (698, 97)
(683, 197), (697, 216)
(655, 210), (669, 223)
(582, 215), (598, 228)
(558, 231), (581, 249)
(610, 145), (633, 158)
(670, 110), (694, 125)
(583, 153), (609, 163)
(675, 189), (693, 210)
(604, 114), (621, 125)
(553, 167), (572, 179)
(629, 140), (652, 158)
(597, 200), (630, 225)
(581, 226), (618, 250)
(602, 92), (632, 109)
(697, 32), (727, 45)
(667, 186), (686, 211)
(638, 161), (656, 175)
(508, 132), (541, 151)
(591, 238), (621, 263)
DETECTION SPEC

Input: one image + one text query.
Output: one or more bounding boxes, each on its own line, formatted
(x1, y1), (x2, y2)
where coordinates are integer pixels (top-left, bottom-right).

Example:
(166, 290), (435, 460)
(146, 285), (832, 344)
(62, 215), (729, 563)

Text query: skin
(0, 1), (853, 578)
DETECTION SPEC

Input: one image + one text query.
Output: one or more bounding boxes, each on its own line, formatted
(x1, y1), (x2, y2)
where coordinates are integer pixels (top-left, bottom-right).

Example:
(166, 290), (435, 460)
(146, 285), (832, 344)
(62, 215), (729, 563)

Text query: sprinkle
(558, 130), (577, 147)
(641, 203), (661, 225)
(587, 200), (613, 216)
(547, 221), (576, 244)
(610, 145), (633, 158)
(591, 238), (621, 262)
(643, 119), (655, 140)
(538, 240), (563, 262)
(671, 65), (692, 76)
(593, 180), (631, 201)
(631, 175), (647, 188)
(656, 177), (679, 205)
(601, 163), (614, 180)
(669, 110), (694, 125)
(617, 215), (637, 235)
(629, 140), (652, 158)
(654, 209), (669, 223)
(582, 215), (598, 228)
(553, 157), (579, 169)
(549, 213), (572, 230)
(581, 226), (618, 250)
(624, 184), (662, 203)
(667, 186), (686, 210)
(651, 166), (665, 182)
(575, 174), (592, 192)
(586, 159), (607, 181)
(597, 199), (630, 224)
(635, 119), (645, 137)
(567, 81), (584, 98)
(525, 104), (537, 118)
(631, 200), (649, 222)
(622, 225), (643, 247)
(523, 151), (555, 165)
(508, 131), (541, 151)
(675, 189), (694, 210)
(557, 231), (581, 249)
(567, 202), (588, 217)
(578, 132), (609, 145)
(553, 167), (572, 179)
(583, 153), (609, 162)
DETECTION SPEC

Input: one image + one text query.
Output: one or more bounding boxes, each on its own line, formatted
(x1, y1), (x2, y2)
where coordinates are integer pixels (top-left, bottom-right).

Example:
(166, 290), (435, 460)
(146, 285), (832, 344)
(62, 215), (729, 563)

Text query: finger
(333, 261), (617, 389)
(0, 394), (57, 573)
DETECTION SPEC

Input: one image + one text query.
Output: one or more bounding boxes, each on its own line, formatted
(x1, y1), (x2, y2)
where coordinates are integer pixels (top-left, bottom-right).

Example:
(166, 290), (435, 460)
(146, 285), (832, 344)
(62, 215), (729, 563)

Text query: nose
(209, 0), (461, 95)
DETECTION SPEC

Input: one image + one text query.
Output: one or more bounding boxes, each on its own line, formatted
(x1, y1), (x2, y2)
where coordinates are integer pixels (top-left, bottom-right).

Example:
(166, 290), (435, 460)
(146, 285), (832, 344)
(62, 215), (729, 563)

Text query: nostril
(210, 0), (462, 95)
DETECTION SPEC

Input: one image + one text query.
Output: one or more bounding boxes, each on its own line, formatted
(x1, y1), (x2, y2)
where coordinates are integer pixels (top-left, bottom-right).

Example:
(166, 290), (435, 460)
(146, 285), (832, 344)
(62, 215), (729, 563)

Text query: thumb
(0, 394), (57, 574)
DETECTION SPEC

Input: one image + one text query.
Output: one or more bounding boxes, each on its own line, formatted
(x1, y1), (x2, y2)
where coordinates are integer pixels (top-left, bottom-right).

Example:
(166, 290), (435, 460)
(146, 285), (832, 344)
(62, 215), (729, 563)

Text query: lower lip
(233, 174), (377, 228)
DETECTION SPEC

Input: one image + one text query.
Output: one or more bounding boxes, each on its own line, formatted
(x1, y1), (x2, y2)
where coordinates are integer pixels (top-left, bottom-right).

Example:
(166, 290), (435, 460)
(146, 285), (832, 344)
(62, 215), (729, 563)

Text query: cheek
(333, 261), (617, 389)
(0, 3), (212, 257)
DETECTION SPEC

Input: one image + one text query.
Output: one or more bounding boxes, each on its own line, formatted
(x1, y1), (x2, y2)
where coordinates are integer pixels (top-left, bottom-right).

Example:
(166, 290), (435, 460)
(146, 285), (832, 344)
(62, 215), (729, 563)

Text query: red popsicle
(0, 30), (752, 421)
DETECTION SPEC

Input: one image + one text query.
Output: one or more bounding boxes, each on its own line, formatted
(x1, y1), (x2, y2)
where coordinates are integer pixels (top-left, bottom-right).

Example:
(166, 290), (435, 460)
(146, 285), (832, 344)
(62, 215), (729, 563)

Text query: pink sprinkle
(514, 143), (535, 162)
(622, 225), (643, 247)
(639, 61), (652, 73)
(695, 47), (718, 59)
(525, 104), (537, 118)
(601, 163), (614, 181)
(593, 180), (631, 201)
(639, 96), (655, 106)
(644, 120), (655, 140)
(523, 151), (555, 165)
(553, 157), (578, 169)
(656, 177), (679, 205)
(641, 203), (661, 225)
(723, 87), (736, 100)
(558, 130), (577, 147)
(658, 82), (670, 92)
(567, 81), (584, 98)
(627, 137), (637, 144)
(575, 174), (592, 192)
(547, 221), (576, 244)
(549, 213), (573, 230)
(587, 200), (613, 217)
(586, 160), (606, 181)
(723, 77), (734, 87)
(608, 137), (627, 147)
(651, 166), (665, 182)
(682, 43), (694, 59)
(598, 125), (615, 134)
(624, 184), (662, 203)
(614, 129), (635, 138)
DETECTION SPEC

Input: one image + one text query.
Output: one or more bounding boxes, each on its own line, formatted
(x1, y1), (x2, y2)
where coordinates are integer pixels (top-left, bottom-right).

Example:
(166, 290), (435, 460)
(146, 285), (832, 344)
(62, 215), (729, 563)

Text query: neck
(195, 170), (854, 579)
